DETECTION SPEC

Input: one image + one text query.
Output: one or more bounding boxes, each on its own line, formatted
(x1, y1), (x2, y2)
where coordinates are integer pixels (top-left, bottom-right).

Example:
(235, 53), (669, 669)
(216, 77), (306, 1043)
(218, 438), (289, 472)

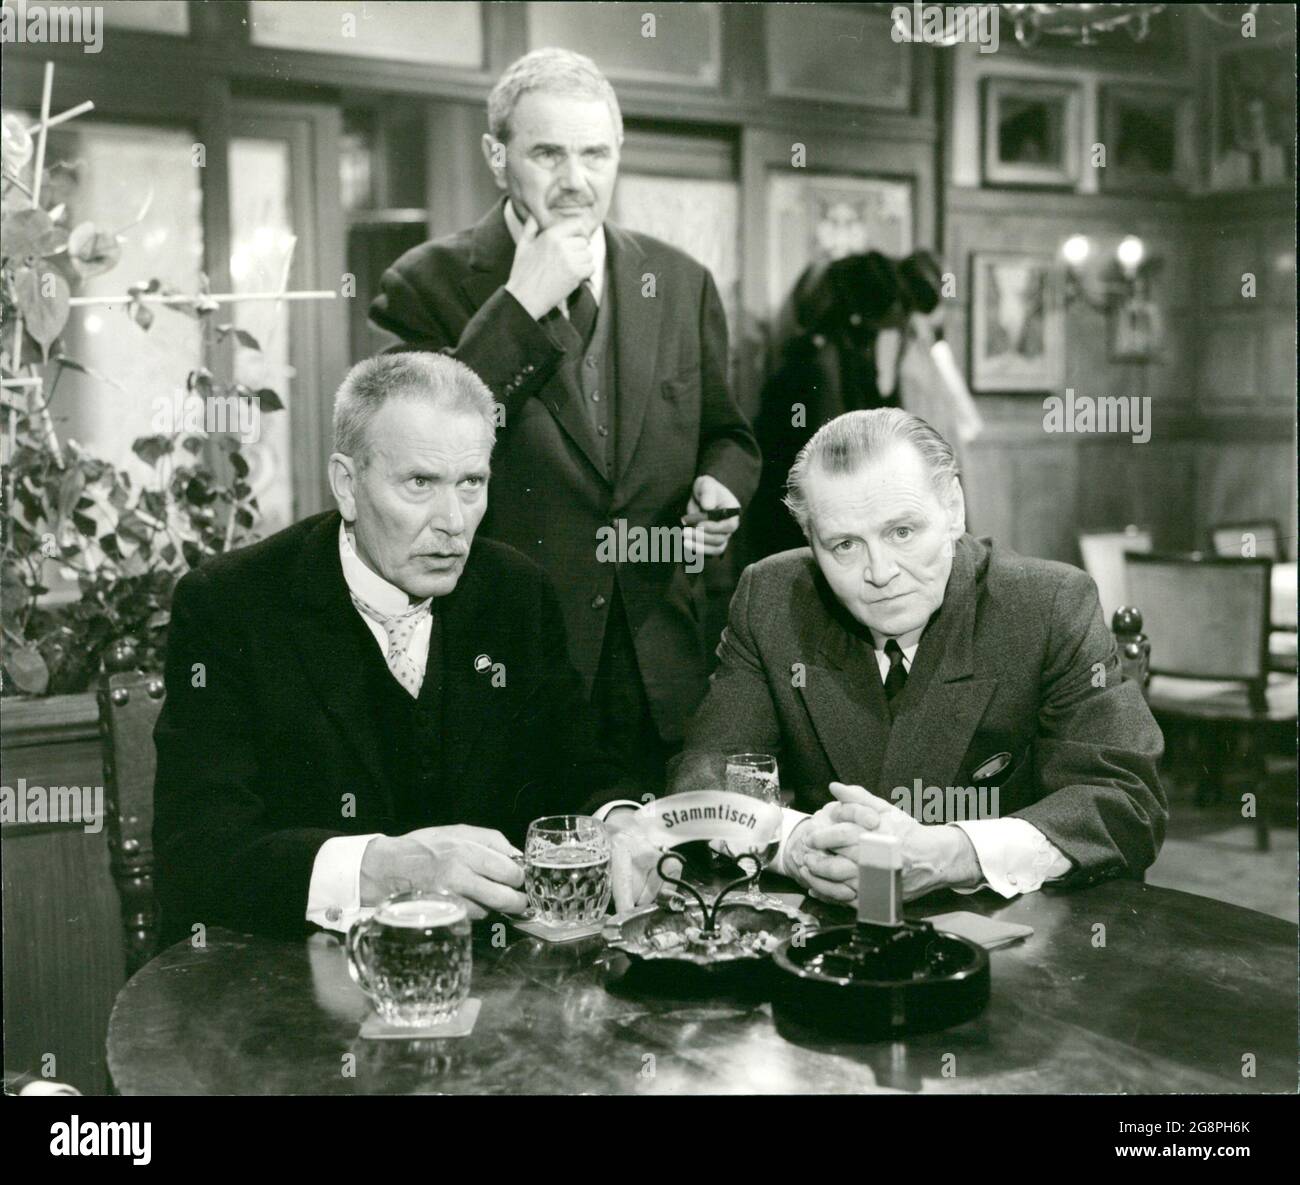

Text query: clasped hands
(785, 782), (984, 904)
(356, 781), (985, 922)
(604, 780), (984, 915)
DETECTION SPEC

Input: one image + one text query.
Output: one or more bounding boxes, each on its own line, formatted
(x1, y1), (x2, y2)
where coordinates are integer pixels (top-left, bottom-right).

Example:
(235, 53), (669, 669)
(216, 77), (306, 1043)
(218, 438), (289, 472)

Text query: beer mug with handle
(346, 889), (472, 1026)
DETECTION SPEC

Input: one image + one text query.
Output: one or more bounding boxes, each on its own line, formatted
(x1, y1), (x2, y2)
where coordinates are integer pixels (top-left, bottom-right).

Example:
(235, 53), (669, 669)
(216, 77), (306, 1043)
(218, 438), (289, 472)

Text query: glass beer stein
(524, 815), (612, 926)
(346, 890), (472, 1027)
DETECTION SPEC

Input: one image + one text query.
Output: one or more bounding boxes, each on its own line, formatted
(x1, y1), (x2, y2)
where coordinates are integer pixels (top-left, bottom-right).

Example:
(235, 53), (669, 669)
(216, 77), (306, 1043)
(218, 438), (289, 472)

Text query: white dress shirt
(305, 524), (431, 933)
(503, 198), (607, 309)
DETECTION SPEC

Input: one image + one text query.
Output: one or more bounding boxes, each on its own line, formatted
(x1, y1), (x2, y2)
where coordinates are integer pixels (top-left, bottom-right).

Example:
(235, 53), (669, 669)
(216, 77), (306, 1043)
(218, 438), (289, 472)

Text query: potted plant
(1, 107), (283, 752)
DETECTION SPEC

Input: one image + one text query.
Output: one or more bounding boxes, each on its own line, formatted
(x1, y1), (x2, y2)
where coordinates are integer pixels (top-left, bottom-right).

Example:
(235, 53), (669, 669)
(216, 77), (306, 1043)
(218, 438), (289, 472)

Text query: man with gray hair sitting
(610, 408), (1165, 909)
(154, 353), (627, 940)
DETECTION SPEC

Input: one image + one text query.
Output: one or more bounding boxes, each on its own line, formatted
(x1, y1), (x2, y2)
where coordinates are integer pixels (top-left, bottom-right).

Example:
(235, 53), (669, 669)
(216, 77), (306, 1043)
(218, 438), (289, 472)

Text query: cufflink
(474, 654), (492, 673)
(326, 906), (342, 923)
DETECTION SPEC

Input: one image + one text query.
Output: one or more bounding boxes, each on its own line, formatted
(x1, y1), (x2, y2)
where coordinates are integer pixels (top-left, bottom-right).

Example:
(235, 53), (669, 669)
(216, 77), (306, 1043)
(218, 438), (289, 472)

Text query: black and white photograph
(0, 0), (1296, 1156)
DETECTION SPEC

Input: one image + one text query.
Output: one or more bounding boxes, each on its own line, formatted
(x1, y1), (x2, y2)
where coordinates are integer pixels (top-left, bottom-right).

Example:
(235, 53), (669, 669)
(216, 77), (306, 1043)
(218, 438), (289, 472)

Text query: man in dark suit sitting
(612, 408), (1166, 908)
(154, 353), (625, 940)
(369, 47), (760, 794)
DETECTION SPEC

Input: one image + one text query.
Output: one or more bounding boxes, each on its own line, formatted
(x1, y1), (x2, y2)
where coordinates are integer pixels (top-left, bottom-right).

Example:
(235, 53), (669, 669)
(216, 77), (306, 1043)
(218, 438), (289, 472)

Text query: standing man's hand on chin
(359, 825), (529, 919)
(505, 213), (595, 322)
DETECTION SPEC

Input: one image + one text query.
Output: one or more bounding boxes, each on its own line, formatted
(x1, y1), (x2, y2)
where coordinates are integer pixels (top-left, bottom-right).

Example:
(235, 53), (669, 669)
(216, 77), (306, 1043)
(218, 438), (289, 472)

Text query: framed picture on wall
(1099, 84), (1190, 192)
(765, 4), (911, 110)
(765, 171), (913, 317)
(970, 253), (1065, 393)
(983, 77), (1081, 188)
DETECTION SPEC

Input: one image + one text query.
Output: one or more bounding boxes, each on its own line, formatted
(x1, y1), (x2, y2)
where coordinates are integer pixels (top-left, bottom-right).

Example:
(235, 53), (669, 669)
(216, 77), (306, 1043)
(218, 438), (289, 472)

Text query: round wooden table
(107, 881), (1297, 1094)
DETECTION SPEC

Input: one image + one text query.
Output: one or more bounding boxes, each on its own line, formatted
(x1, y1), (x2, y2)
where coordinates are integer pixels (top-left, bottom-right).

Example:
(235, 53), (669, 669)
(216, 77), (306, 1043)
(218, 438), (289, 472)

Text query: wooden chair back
(1123, 552), (1272, 694)
(97, 670), (165, 977)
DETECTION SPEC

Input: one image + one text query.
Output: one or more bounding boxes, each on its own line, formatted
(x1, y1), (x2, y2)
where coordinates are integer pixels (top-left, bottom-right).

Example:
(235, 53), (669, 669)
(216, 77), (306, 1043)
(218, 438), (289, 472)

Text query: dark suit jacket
(153, 511), (625, 940)
(677, 535), (1167, 885)
(369, 199), (761, 741)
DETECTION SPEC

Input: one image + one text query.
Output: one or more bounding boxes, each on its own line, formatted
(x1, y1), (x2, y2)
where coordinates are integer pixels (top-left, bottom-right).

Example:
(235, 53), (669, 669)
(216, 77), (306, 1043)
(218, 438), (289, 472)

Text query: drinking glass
(724, 752), (784, 907)
(524, 815), (612, 926)
(346, 889), (472, 1027)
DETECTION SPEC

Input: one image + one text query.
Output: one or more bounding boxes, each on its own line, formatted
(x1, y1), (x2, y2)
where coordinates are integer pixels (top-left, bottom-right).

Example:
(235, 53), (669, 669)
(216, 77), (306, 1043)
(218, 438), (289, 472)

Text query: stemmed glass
(723, 752), (785, 909)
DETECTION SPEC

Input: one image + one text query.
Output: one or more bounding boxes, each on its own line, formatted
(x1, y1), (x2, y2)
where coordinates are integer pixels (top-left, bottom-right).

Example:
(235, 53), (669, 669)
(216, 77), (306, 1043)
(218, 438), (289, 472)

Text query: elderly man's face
(805, 443), (964, 638)
(493, 90), (619, 239)
(331, 395), (492, 600)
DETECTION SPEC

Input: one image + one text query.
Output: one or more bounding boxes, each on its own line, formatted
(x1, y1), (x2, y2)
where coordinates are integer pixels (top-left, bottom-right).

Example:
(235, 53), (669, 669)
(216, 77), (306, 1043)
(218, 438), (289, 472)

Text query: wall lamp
(1060, 234), (1163, 361)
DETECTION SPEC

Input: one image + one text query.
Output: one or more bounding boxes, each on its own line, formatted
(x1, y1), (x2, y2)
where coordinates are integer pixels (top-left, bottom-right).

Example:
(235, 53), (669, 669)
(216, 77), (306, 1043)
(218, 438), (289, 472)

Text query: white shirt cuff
(306, 833), (383, 933)
(594, 799), (642, 822)
(950, 818), (1072, 898)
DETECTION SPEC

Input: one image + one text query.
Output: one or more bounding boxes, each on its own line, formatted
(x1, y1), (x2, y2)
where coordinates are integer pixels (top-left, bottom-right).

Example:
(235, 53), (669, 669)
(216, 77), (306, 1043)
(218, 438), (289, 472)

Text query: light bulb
(1117, 235), (1145, 275)
(1062, 234), (1091, 267)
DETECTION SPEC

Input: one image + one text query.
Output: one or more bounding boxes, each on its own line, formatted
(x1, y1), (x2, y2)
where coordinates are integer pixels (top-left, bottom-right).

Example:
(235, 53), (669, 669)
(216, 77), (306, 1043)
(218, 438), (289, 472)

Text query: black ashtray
(771, 918), (989, 1039)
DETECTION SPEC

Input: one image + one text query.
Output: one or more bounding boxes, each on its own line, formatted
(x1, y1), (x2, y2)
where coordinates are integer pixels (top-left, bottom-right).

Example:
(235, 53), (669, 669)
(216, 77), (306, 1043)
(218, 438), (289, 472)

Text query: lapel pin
(474, 654), (492, 673)
(972, 752), (1012, 781)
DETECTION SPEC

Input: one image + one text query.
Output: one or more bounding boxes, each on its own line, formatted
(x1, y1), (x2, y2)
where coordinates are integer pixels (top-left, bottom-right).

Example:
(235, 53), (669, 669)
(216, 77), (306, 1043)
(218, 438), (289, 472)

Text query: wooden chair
(1207, 518), (1283, 561)
(1208, 522), (1297, 673)
(97, 669), (166, 977)
(1078, 526), (1153, 628)
(1123, 551), (1297, 851)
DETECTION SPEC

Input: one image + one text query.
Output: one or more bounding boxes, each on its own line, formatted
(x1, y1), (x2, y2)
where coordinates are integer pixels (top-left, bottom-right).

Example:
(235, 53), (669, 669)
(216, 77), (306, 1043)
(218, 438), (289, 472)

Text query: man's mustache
(421, 540), (469, 557)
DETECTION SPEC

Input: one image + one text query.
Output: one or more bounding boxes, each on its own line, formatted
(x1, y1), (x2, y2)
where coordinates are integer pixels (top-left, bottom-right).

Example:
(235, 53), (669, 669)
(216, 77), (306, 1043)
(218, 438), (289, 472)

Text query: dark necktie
(567, 281), (597, 352)
(882, 638), (908, 710)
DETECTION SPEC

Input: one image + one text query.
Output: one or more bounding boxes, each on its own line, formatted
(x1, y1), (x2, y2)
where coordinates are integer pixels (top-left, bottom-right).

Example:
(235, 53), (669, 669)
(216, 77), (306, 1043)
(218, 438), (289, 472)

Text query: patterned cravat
(349, 592), (432, 698)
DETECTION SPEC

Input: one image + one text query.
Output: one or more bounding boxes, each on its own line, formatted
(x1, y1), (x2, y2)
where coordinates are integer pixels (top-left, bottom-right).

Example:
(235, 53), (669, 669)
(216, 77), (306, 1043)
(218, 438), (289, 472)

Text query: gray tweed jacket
(675, 534), (1166, 886)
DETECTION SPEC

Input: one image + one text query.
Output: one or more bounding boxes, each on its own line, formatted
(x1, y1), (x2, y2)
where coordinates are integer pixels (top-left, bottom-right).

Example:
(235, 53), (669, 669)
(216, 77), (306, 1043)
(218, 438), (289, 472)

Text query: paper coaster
(359, 998), (481, 1040)
(510, 916), (607, 942)
(928, 911), (1034, 950)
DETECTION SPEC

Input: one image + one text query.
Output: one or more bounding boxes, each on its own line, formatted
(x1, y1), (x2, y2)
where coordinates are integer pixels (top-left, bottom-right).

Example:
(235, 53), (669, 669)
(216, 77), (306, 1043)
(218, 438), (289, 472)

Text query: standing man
(370, 48), (760, 791)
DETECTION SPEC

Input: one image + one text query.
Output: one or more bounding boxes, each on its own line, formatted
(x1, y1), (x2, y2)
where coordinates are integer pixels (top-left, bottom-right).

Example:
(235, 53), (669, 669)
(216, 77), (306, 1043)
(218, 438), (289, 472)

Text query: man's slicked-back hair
(332, 353), (497, 463)
(783, 408), (961, 537)
(487, 46), (624, 144)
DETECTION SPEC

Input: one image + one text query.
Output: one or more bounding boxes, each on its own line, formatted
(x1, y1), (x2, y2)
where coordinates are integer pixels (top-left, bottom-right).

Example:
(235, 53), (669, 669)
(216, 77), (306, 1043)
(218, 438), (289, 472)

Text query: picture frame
(970, 253), (1065, 393)
(982, 77), (1081, 188)
(1099, 84), (1190, 193)
(765, 171), (914, 318)
(765, 4), (911, 110)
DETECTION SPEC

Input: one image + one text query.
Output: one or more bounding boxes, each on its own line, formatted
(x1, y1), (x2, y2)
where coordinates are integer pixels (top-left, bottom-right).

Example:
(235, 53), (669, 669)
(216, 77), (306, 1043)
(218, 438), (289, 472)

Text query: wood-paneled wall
(1, 696), (120, 1096)
(940, 36), (1294, 566)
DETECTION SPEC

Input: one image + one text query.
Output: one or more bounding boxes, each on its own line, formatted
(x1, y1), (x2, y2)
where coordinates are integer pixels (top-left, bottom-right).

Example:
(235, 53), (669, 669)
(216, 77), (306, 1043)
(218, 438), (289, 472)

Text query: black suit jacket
(153, 511), (625, 940)
(676, 535), (1167, 885)
(369, 199), (761, 741)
